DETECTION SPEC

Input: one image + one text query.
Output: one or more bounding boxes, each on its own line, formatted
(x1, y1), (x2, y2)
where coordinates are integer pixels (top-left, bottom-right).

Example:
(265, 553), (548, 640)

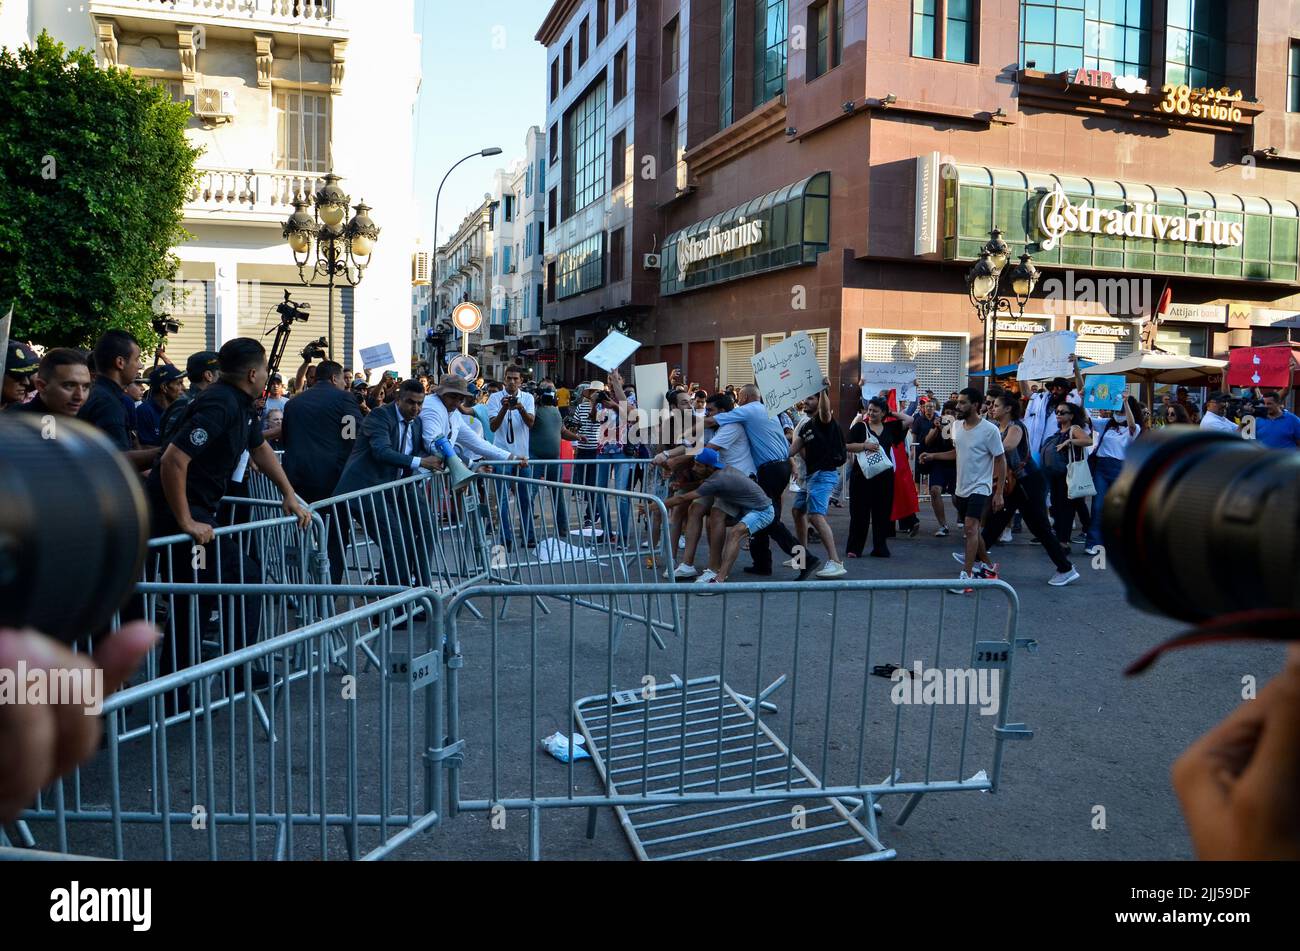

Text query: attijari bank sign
(1037, 183), (1244, 252)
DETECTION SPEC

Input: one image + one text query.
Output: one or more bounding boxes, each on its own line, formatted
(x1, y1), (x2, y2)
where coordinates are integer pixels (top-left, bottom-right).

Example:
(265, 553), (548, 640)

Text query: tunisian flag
(1227, 345), (1297, 388)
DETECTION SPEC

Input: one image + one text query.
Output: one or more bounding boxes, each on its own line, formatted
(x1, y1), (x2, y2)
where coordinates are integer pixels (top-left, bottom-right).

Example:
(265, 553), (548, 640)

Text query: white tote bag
(1066, 445), (1096, 499)
(855, 444), (895, 480)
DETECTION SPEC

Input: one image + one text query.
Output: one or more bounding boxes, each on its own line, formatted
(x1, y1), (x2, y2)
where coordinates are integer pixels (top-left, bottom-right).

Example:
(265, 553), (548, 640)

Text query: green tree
(0, 31), (200, 350)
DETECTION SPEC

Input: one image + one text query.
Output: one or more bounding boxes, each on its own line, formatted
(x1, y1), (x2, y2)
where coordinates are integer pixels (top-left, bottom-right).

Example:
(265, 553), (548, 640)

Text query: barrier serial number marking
(973, 642), (1011, 669)
(391, 652), (438, 690)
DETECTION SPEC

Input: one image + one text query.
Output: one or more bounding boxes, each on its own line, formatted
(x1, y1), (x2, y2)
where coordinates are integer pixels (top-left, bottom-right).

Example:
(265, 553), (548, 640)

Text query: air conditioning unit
(642, 253), (661, 270)
(195, 87), (236, 120)
(412, 251), (431, 285)
(507, 264), (518, 274)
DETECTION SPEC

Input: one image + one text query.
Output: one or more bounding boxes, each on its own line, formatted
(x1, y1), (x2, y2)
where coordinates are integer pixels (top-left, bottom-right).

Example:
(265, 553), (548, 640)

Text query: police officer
(2, 340), (40, 410)
(159, 350), (220, 446)
(147, 337), (311, 676)
(78, 329), (159, 471)
(12, 348), (91, 418)
(136, 363), (186, 447)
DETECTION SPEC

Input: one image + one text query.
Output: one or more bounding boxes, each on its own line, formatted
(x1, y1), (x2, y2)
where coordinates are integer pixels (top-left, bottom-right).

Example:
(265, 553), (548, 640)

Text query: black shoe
(870, 549), (891, 558)
(743, 566), (773, 577)
(797, 556), (823, 581)
(232, 669), (272, 693)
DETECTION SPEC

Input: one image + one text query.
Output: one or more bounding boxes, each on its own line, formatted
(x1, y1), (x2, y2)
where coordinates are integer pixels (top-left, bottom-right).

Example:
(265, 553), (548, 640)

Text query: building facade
(538, 0), (1300, 411)
(4, 0), (420, 374)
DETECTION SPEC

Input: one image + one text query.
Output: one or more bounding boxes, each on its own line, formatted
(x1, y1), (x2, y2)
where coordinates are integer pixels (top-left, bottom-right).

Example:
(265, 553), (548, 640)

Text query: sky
(412, 0), (548, 247)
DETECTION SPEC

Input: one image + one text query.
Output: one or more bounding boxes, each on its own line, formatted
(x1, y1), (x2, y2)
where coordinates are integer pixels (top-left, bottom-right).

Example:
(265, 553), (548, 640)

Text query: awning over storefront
(942, 163), (1300, 284)
(661, 172), (831, 296)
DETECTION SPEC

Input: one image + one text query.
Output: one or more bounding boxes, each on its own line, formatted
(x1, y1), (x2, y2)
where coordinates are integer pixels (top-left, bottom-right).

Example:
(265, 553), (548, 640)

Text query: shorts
(793, 469), (838, 516)
(921, 462), (956, 494)
(739, 505), (775, 535)
(953, 492), (990, 522)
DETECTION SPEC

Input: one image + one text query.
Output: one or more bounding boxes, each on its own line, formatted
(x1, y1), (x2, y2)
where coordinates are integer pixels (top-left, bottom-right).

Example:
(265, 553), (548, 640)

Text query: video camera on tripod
(150, 314), (183, 368)
(265, 290), (316, 381)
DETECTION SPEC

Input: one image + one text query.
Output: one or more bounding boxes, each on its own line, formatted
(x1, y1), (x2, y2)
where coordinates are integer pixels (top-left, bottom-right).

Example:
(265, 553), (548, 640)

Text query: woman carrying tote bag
(845, 397), (903, 558)
(1041, 402), (1095, 552)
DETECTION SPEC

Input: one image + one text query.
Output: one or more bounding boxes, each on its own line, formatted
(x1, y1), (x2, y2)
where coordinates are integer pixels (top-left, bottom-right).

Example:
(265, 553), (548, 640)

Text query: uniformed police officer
(78, 329), (159, 472)
(159, 350), (220, 446)
(147, 337), (311, 677)
(2, 340), (40, 410)
(136, 363), (185, 447)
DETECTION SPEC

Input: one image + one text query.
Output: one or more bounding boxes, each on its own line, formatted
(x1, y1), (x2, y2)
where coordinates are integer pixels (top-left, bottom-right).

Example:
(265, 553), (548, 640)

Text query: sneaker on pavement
(934, 526), (950, 537)
(694, 569), (718, 584)
(951, 551), (968, 566)
(814, 560), (847, 579)
(1049, 568), (1081, 587)
(673, 564), (699, 579)
(796, 556), (823, 581)
(999, 528), (1014, 543)
(949, 571), (974, 595)
(974, 562), (999, 580)
(1073, 532), (1088, 544)
(1084, 544), (1103, 556)
(695, 577), (721, 596)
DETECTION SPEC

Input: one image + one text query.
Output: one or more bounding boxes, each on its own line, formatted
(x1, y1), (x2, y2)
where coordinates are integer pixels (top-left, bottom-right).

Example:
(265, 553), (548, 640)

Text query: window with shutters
(805, 328), (830, 377)
(165, 281), (215, 358)
(720, 336), (757, 389)
(275, 90), (331, 173)
(761, 332), (787, 352)
(860, 330), (968, 403)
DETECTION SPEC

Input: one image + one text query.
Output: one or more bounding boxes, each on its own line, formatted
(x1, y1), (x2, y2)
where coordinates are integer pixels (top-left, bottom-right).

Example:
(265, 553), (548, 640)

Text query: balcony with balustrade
(184, 166), (325, 225)
(88, 0), (345, 45)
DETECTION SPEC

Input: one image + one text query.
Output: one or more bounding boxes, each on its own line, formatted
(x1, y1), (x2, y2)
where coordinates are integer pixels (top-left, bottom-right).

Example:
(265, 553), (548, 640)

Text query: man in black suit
(281, 360), (362, 504)
(329, 379), (442, 585)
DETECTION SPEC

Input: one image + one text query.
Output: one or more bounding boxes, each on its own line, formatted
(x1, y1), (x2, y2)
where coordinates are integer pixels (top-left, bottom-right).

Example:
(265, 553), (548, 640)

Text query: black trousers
(847, 465), (894, 557)
(327, 489), (431, 587)
(983, 469), (1073, 573)
(750, 460), (802, 571)
(1048, 472), (1092, 543)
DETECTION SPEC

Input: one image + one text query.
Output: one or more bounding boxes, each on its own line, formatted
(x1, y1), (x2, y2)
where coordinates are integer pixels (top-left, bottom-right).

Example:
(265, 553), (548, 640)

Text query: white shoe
(673, 564), (699, 579)
(951, 551), (966, 566)
(999, 528), (1013, 544)
(694, 569), (718, 584)
(1049, 568), (1081, 587)
(815, 561), (847, 579)
(1084, 545), (1102, 556)
(662, 567), (673, 580)
(949, 571), (974, 595)
(934, 526), (949, 537)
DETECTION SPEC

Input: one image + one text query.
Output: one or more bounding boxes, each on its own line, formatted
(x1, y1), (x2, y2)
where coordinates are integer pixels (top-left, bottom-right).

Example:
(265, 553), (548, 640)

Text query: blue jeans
(499, 463), (535, 546)
(594, 451), (632, 540)
(533, 461), (570, 536)
(1086, 456), (1123, 550)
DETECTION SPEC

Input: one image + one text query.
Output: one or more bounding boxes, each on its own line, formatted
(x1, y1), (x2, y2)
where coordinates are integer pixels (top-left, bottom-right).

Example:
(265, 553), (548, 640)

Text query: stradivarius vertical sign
(914, 151), (940, 257)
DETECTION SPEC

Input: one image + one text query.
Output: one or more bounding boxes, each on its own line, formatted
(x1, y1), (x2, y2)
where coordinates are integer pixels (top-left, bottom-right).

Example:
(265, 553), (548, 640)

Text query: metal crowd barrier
(441, 578), (1032, 861)
(13, 591), (445, 861)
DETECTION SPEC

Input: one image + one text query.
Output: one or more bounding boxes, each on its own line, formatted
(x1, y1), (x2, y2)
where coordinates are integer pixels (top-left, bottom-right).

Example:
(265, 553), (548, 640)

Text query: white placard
(359, 342), (396, 370)
(752, 332), (823, 419)
(633, 362), (669, 428)
(583, 330), (641, 372)
(861, 361), (918, 406)
(1017, 330), (1078, 382)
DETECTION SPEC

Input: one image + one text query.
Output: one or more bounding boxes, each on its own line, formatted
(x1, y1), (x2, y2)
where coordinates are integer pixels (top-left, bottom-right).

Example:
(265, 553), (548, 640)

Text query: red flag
(1227, 346), (1294, 388)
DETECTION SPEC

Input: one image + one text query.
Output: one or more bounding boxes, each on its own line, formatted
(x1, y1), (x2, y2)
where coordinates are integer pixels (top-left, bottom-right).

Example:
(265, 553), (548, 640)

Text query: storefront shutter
(861, 332), (967, 401)
(162, 281), (214, 365)
(806, 328), (830, 376)
(761, 332), (786, 352)
(238, 283), (354, 373)
(720, 335), (756, 389)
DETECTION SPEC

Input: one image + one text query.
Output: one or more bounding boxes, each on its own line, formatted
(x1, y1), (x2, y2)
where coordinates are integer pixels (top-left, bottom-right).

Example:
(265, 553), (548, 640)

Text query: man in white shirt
(1200, 392), (1242, 435)
(486, 368), (537, 547)
(418, 375), (518, 469)
(920, 387), (1005, 591)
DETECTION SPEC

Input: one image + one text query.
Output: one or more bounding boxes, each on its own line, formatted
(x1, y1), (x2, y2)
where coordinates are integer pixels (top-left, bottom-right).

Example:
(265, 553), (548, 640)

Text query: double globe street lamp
(282, 172), (381, 360)
(965, 228), (1040, 381)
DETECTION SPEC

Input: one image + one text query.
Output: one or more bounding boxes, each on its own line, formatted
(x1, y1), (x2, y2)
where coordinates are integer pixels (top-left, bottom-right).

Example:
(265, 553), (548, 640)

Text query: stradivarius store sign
(677, 218), (764, 279)
(1036, 183), (1244, 252)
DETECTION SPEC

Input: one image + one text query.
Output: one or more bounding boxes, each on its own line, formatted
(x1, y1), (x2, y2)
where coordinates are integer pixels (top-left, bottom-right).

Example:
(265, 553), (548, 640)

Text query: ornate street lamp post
(966, 228), (1039, 382)
(282, 172), (381, 360)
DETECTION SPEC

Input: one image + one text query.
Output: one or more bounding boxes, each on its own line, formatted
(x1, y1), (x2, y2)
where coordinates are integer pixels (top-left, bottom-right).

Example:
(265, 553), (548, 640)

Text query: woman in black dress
(845, 397), (906, 558)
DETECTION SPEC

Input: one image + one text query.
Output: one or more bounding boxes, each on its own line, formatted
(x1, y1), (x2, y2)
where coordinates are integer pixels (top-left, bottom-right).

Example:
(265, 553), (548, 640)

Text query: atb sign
(752, 332), (823, 418)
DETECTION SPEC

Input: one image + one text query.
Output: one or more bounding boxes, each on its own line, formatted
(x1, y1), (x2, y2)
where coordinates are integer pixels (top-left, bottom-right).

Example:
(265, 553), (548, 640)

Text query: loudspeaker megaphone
(434, 436), (477, 489)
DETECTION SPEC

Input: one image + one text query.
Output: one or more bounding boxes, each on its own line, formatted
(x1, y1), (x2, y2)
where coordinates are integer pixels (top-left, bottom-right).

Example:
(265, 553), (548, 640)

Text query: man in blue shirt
(1254, 391), (1300, 449)
(703, 383), (819, 578)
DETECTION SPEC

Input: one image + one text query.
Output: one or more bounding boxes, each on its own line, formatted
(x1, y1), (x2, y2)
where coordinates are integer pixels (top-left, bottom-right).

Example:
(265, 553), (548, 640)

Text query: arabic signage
(1158, 84), (1245, 124)
(1037, 183), (1244, 252)
(752, 332), (823, 419)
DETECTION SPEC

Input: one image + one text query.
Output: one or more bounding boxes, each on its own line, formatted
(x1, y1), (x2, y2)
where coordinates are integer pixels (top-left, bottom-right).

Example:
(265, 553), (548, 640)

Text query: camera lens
(0, 415), (150, 642)
(1102, 427), (1300, 621)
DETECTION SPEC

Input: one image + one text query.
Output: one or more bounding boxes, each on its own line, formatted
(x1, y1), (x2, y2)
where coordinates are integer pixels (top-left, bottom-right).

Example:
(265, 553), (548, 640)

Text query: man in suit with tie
(281, 360), (363, 504)
(330, 379), (443, 585)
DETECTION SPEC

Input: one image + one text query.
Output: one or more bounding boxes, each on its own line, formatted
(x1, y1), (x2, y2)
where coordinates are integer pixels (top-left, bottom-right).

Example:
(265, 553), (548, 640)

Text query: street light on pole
(967, 229), (1039, 383)
(282, 172), (381, 361)
(432, 148), (503, 362)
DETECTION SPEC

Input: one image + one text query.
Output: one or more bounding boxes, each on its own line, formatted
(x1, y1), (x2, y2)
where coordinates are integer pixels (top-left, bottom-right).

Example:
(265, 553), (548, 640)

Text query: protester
(418, 375), (518, 471)
(78, 329), (159, 471)
(1254, 390), (1300, 449)
(11, 347), (91, 418)
(663, 447), (775, 589)
(845, 396), (903, 558)
(487, 367), (537, 549)
(1023, 359), (1083, 465)
(1084, 395), (1141, 556)
(264, 374), (289, 415)
(2, 340), (39, 409)
(568, 381), (606, 511)
(786, 385), (848, 578)
(531, 380), (578, 537)
(914, 399), (956, 536)
(918, 388), (1005, 591)
(1163, 402), (1191, 425)
(692, 389), (708, 418)
(1199, 392), (1241, 435)
(1040, 401), (1094, 553)
(135, 363), (185, 447)
(980, 392), (1079, 586)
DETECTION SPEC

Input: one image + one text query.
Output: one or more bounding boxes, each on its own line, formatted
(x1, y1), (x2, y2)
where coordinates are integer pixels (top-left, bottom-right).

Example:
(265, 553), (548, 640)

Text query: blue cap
(695, 447), (724, 469)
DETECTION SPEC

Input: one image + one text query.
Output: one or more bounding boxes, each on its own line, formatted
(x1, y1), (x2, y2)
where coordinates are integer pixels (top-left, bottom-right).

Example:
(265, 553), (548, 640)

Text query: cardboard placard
(752, 332), (823, 418)
(1017, 330), (1078, 382)
(1083, 374), (1126, 410)
(861, 361), (918, 406)
(633, 362), (669, 428)
(583, 331), (641, 372)
(359, 343), (397, 371)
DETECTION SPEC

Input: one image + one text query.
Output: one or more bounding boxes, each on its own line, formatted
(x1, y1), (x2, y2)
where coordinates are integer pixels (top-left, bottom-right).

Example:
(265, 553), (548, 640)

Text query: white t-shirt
(952, 417), (1005, 498)
(1200, 411), (1240, 435)
(485, 388), (536, 457)
(1088, 414), (1141, 460)
(706, 420), (756, 477)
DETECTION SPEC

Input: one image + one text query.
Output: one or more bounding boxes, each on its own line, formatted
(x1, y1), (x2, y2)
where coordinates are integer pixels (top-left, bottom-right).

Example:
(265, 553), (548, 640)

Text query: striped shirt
(569, 399), (602, 450)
